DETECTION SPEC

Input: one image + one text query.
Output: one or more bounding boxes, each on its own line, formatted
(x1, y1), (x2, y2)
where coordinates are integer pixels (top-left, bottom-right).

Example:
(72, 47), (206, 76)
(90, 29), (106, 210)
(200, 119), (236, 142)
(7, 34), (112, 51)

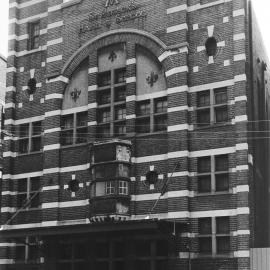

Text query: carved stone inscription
(79, 1), (147, 34)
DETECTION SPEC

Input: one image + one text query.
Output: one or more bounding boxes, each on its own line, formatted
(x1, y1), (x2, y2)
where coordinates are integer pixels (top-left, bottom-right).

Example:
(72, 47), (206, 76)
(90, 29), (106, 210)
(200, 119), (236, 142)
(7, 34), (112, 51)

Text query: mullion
(110, 69), (115, 137)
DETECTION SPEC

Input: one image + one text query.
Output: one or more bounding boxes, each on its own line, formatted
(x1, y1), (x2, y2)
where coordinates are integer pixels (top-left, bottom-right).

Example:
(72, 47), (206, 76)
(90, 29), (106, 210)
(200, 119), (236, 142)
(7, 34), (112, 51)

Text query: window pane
(17, 194), (27, 208)
(98, 90), (111, 105)
(136, 118), (150, 133)
(215, 106), (228, 123)
(216, 217), (230, 234)
(215, 155), (228, 171)
(198, 157), (211, 173)
(58, 243), (72, 259)
(113, 241), (125, 258)
(217, 236), (230, 254)
(98, 71), (111, 87)
(114, 122), (126, 136)
(96, 242), (109, 258)
(18, 179), (27, 192)
(197, 91), (210, 107)
(62, 115), (73, 129)
(30, 193), (39, 208)
(135, 240), (151, 257)
(31, 137), (41, 152)
(99, 109), (111, 123)
(197, 109), (210, 126)
(16, 246), (26, 260)
(119, 181), (128, 195)
(154, 115), (167, 132)
(199, 237), (212, 253)
(19, 139), (29, 153)
(115, 68), (126, 84)
(155, 98), (167, 113)
(156, 240), (168, 256)
(137, 102), (150, 116)
(77, 112), (87, 127)
(76, 127), (87, 144)
(215, 88), (227, 104)
(30, 177), (40, 192)
(198, 175), (211, 193)
(19, 124), (29, 137)
(97, 125), (110, 138)
(61, 130), (73, 145)
(32, 121), (42, 135)
(115, 107), (126, 120)
(216, 174), (229, 191)
(199, 218), (212, 234)
(106, 181), (115, 195)
(115, 86), (126, 102)
(74, 242), (86, 259)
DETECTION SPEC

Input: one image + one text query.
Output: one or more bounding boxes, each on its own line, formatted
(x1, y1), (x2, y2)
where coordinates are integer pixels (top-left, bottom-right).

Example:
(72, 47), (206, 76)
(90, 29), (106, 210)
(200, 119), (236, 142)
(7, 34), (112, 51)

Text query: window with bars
(198, 217), (230, 255)
(28, 21), (40, 50)
(17, 177), (40, 209)
(136, 97), (167, 133)
(61, 112), (88, 146)
(18, 121), (42, 154)
(197, 88), (228, 126)
(97, 67), (126, 138)
(197, 155), (229, 193)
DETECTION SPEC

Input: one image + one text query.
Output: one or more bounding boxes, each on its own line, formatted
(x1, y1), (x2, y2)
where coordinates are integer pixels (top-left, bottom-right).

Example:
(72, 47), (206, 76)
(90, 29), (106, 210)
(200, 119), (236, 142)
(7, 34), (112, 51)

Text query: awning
(0, 219), (187, 239)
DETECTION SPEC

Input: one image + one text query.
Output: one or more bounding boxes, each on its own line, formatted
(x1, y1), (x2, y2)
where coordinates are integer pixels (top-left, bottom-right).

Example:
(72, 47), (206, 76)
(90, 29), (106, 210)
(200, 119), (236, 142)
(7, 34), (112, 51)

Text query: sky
(0, 0), (269, 58)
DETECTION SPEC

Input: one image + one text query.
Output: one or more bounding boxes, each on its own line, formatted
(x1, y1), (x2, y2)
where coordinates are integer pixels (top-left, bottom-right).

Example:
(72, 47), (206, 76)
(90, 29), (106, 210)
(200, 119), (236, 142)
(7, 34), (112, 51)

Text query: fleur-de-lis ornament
(70, 88), (81, 102)
(146, 72), (158, 87)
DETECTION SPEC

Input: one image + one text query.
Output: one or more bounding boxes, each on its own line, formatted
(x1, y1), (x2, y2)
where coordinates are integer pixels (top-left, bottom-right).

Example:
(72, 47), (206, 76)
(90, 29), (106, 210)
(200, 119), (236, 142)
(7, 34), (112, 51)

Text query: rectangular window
(106, 181), (115, 195)
(61, 112), (88, 146)
(28, 21), (40, 50)
(119, 181), (128, 195)
(98, 71), (111, 87)
(136, 97), (167, 133)
(115, 68), (126, 84)
(137, 101), (150, 116)
(115, 86), (126, 102)
(17, 177), (40, 209)
(136, 118), (150, 133)
(199, 217), (230, 255)
(197, 88), (228, 127)
(97, 90), (111, 105)
(18, 121), (42, 154)
(115, 107), (126, 120)
(197, 155), (229, 193)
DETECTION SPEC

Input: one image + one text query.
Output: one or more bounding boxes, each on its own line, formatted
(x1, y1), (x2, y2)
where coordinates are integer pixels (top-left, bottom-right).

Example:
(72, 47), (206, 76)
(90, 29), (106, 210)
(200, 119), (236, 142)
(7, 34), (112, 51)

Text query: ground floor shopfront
(3, 220), (187, 270)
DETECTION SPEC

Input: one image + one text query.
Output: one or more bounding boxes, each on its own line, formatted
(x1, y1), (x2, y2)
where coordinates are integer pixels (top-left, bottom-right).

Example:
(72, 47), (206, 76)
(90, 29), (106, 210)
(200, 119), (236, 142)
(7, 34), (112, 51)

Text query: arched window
(61, 59), (88, 146)
(135, 46), (167, 133)
(96, 43), (127, 138)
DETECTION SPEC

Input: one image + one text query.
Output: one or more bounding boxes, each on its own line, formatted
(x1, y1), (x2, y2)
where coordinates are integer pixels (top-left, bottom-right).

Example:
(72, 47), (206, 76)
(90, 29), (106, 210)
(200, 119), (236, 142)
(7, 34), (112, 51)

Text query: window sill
(195, 122), (232, 131)
(18, 151), (43, 157)
(17, 207), (41, 212)
(195, 190), (233, 197)
(60, 142), (89, 150)
(135, 131), (167, 137)
(196, 253), (233, 258)
(62, 0), (81, 9)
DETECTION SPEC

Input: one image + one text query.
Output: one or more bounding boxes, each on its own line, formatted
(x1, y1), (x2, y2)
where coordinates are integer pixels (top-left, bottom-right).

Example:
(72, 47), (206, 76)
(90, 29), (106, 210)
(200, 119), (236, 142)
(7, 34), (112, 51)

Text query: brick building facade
(0, 0), (270, 269)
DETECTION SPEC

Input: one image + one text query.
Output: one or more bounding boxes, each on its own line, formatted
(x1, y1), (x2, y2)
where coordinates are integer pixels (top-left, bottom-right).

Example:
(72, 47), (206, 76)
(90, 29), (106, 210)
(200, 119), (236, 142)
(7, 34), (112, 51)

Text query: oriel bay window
(61, 112), (88, 146)
(197, 87), (228, 126)
(17, 177), (40, 209)
(18, 121), (42, 154)
(136, 97), (167, 133)
(197, 155), (229, 193)
(199, 217), (230, 255)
